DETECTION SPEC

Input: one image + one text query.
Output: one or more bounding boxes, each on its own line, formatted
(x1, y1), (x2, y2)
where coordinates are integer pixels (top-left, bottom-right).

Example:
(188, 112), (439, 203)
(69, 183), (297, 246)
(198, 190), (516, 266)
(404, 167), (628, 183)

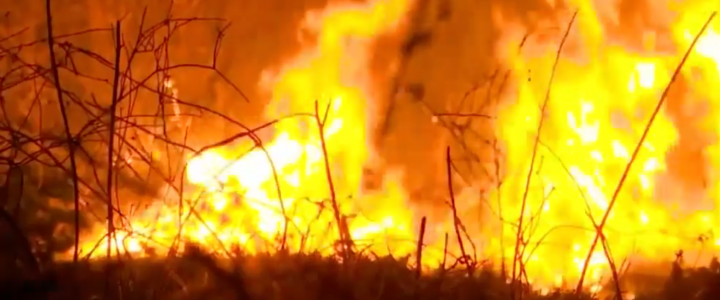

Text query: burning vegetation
(1, 0), (720, 299)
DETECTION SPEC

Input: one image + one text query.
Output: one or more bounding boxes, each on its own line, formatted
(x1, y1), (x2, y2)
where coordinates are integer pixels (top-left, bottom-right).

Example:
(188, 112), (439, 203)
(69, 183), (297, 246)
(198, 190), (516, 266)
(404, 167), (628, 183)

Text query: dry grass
(5, 247), (720, 300)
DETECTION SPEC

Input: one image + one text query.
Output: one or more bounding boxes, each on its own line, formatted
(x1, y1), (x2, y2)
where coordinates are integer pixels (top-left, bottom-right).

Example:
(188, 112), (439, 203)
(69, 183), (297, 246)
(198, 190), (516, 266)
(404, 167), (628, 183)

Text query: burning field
(2, 0), (720, 299)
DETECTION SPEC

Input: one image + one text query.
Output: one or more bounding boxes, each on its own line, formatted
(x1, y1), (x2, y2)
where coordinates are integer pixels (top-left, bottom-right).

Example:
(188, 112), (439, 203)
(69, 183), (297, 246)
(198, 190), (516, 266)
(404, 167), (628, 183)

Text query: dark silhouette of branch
(575, 11), (718, 293)
(446, 147), (472, 276)
(314, 100), (354, 258)
(45, 0), (81, 263)
(511, 11), (576, 300)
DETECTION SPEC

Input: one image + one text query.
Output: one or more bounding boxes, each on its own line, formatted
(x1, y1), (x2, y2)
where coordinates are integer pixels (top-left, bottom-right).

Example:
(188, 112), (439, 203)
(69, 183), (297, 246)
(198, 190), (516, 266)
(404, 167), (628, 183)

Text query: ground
(4, 247), (720, 300)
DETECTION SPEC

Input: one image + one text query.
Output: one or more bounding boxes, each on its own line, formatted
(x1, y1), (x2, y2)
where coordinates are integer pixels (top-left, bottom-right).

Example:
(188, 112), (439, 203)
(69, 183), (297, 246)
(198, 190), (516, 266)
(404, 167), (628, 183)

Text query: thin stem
(45, 0), (81, 263)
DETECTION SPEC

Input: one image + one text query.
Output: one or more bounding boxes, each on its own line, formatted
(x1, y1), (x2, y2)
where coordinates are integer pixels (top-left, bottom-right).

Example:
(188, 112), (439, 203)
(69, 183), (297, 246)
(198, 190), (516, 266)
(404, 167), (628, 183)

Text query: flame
(491, 0), (720, 289)
(76, 0), (420, 261)
(70, 0), (720, 293)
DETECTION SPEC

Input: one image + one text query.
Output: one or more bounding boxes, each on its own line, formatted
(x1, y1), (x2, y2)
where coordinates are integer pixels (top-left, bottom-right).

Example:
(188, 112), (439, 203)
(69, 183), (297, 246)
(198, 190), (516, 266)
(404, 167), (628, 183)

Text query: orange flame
(77, 0), (420, 261)
(491, 0), (720, 288)
(73, 0), (720, 293)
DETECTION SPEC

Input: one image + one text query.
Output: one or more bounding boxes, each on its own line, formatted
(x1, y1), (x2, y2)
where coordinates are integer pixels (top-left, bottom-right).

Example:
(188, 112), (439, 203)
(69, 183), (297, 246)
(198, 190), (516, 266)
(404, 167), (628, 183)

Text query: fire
(491, 0), (720, 289)
(68, 0), (720, 293)
(75, 0), (420, 261)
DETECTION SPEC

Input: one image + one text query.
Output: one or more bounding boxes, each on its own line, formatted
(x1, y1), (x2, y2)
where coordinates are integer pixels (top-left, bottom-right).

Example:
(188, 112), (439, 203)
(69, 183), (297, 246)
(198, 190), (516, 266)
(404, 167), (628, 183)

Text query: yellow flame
(492, 0), (720, 288)
(73, 0), (720, 293)
(76, 0), (419, 261)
